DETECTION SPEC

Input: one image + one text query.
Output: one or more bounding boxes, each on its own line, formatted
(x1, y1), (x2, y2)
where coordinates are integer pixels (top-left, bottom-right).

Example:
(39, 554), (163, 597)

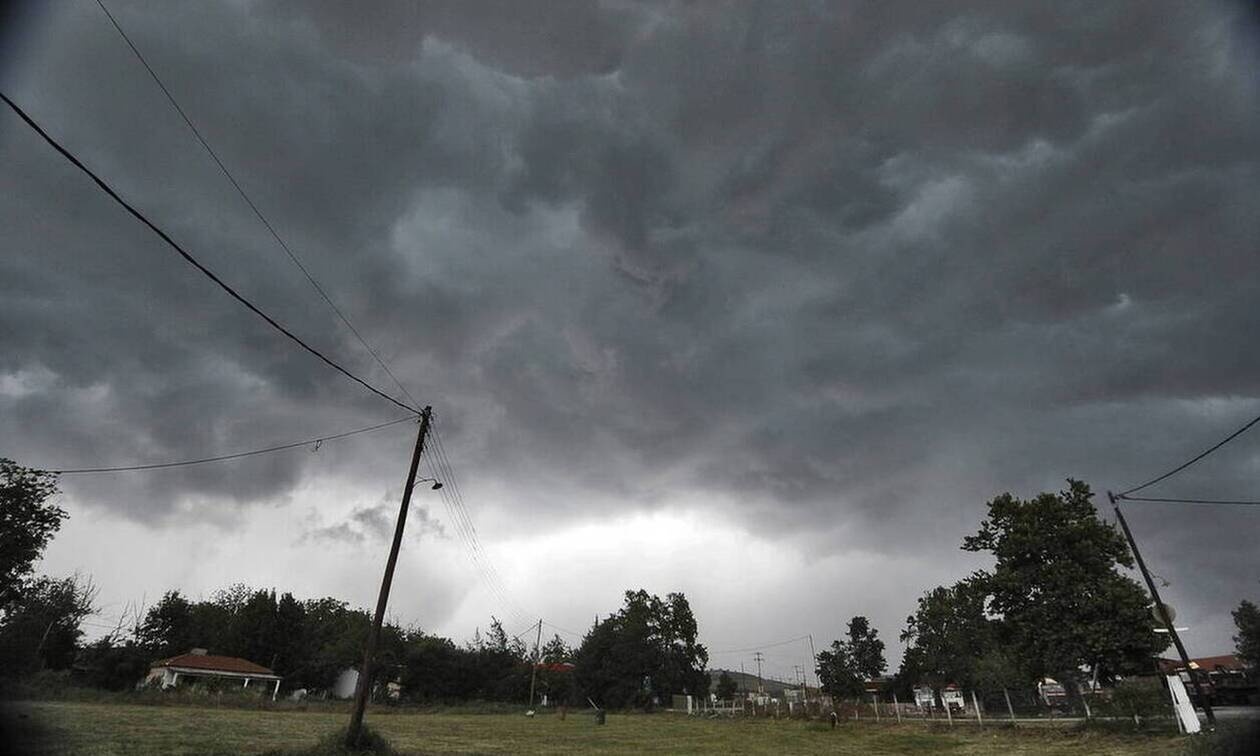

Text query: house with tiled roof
(146, 648), (282, 699)
(1157, 654), (1256, 705)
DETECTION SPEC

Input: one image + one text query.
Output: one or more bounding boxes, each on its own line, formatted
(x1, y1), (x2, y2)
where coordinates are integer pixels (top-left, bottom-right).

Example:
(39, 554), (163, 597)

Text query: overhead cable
(1117, 494), (1260, 507)
(710, 632), (806, 655)
(1119, 412), (1260, 496)
(46, 416), (415, 474)
(93, 0), (420, 412)
(0, 91), (418, 416)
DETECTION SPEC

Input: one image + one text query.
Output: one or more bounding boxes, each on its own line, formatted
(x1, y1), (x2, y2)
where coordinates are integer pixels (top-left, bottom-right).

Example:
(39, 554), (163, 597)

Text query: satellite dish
(1151, 602), (1177, 627)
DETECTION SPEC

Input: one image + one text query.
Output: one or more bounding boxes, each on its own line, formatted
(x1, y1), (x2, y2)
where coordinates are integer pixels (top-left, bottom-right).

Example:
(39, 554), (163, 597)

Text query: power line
(1117, 494), (1260, 507)
(424, 419), (531, 626)
(93, 0), (421, 413)
(709, 634), (811, 656)
(1119, 412), (1260, 496)
(45, 416), (415, 474)
(0, 91), (418, 416)
(542, 621), (585, 639)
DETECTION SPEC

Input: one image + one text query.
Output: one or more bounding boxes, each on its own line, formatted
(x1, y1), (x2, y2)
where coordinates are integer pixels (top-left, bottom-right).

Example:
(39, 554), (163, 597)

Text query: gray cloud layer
(3, 1), (1259, 647)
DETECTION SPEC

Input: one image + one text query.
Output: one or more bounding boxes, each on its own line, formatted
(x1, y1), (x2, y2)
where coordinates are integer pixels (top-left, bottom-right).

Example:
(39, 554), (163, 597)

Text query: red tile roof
(1157, 654), (1248, 674)
(153, 653), (277, 676)
(533, 662), (575, 673)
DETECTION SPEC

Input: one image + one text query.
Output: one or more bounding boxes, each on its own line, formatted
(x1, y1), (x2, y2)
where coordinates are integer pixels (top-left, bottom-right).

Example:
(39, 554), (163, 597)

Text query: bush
(1093, 681), (1170, 724)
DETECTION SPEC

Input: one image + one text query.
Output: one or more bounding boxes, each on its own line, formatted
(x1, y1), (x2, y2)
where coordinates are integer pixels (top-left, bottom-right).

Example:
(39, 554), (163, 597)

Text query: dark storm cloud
(3, 1), (1259, 636)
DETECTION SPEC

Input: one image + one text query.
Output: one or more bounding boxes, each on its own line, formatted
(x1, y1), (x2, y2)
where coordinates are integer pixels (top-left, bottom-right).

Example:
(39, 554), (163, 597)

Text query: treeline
(2, 458), (713, 707)
(71, 585), (576, 703)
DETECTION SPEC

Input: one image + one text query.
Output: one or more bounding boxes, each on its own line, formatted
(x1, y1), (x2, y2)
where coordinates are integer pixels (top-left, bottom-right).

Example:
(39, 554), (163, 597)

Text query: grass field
(4, 700), (1219, 755)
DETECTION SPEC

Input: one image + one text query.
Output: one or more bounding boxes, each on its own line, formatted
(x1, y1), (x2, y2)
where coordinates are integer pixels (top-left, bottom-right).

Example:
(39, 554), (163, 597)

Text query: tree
(962, 480), (1166, 684)
(541, 634), (572, 664)
(0, 574), (96, 676)
(715, 670), (738, 701)
(573, 590), (709, 709)
(137, 591), (194, 658)
(817, 616), (887, 699)
(0, 459), (65, 605)
(816, 640), (863, 698)
(898, 580), (994, 689)
(1233, 600), (1260, 667)
(846, 616), (886, 680)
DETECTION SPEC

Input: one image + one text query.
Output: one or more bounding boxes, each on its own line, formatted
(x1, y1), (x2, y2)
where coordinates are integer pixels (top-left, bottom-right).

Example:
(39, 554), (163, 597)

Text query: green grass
(1, 700), (1205, 755)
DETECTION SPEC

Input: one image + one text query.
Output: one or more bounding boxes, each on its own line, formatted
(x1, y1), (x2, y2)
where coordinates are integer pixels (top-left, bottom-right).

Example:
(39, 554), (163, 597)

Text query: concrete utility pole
(1109, 492), (1215, 728)
(528, 618), (543, 710)
(346, 408), (432, 748)
(753, 652), (765, 694)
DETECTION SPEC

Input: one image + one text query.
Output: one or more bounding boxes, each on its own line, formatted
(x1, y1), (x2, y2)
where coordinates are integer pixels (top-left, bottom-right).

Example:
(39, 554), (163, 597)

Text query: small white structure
(331, 667), (402, 700)
(146, 648), (282, 700)
(913, 685), (935, 708)
(332, 668), (360, 699)
(941, 685), (965, 710)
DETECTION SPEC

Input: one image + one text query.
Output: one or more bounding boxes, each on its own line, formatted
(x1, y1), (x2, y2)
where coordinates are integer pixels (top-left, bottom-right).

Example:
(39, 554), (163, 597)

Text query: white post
(243, 677), (250, 689)
(944, 697), (953, 727)
(170, 672), (179, 689)
(892, 691), (902, 723)
(273, 679), (280, 701)
(873, 694), (880, 721)
(1004, 687), (1015, 722)
(972, 690), (983, 727)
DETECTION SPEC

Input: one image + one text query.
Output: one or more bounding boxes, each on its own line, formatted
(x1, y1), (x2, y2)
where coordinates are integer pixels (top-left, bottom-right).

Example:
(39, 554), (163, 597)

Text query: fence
(679, 679), (1182, 730)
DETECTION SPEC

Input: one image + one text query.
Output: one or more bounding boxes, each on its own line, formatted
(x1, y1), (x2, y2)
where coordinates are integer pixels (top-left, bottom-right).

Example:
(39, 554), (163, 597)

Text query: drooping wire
(93, 0), (421, 413)
(430, 421), (530, 620)
(542, 620), (586, 640)
(423, 448), (527, 625)
(1116, 495), (1260, 507)
(708, 634), (811, 656)
(0, 91), (418, 416)
(423, 418), (531, 625)
(1119, 412), (1260, 496)
(424, 451), (519, 619)
(45, 416), (415, 474)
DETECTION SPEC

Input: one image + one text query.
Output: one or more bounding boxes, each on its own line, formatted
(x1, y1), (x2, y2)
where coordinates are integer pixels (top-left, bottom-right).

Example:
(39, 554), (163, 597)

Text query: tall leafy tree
(137, 590), (194, 658)
(962, 479), (1165, 684)
(541, 633), (572, 663)
(0, 459), (65, 605)
(846, 616), (887, 680)
(816, 640), (863, 698)
(1233, 599), (1260, 667)
(818, 616), (886, 699)
(573, 590), (709, 708)
(898, 580), (995, 689)
(715, 670), (738, 700)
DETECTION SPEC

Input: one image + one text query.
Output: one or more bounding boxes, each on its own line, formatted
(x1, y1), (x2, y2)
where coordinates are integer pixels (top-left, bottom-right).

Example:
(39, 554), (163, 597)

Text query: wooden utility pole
(528, 618), (543, 710)
(346, 408), (432, 748)
(1109, 492), (1215, 727)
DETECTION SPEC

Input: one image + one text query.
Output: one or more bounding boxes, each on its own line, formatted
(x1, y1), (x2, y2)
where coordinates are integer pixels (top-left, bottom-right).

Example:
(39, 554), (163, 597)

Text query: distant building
(146, 648), (281, 700)
(912, 685), (935, 708)
(941, 684), (965, 711)
(1157, 654), (1257, 705)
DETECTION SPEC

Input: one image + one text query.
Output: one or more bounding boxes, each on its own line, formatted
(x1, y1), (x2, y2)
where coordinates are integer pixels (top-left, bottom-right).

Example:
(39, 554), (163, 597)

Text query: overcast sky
(3, 1), (1259, 682)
